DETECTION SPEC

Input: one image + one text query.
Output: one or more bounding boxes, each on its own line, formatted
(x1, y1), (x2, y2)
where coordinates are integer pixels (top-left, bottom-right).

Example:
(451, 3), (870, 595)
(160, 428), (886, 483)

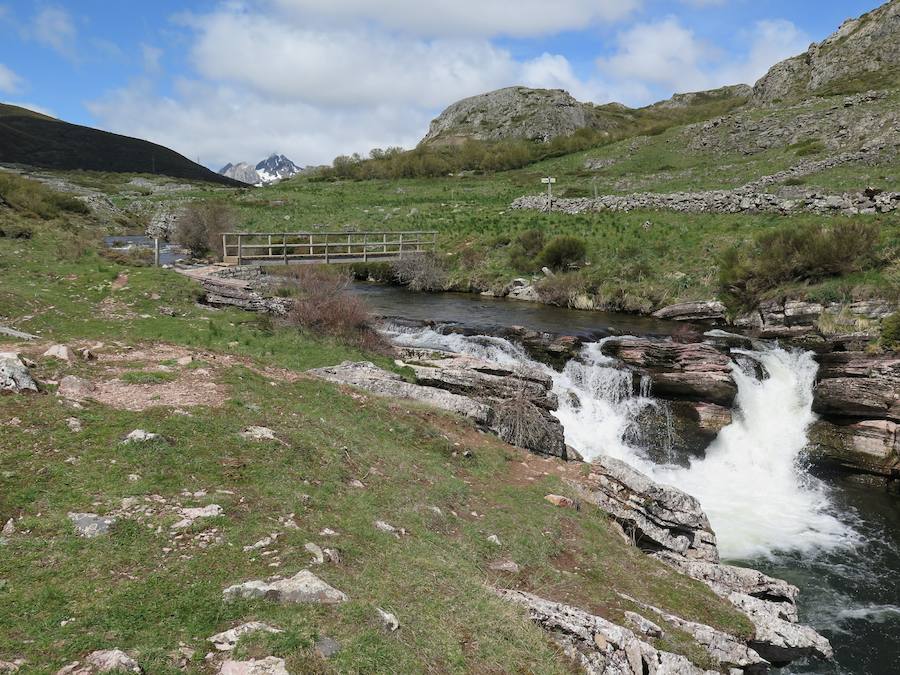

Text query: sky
(0, 0), (886, 170)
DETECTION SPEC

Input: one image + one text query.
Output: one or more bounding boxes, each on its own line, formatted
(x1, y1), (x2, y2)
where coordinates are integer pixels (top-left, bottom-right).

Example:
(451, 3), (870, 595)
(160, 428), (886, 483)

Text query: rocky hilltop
(421, 87), (600, 145)
(752, 0), (900, 104)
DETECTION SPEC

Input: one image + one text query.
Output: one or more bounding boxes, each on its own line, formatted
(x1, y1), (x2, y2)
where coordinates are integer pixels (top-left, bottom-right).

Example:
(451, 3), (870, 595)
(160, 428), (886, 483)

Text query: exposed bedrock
(600, 337), (737, 406)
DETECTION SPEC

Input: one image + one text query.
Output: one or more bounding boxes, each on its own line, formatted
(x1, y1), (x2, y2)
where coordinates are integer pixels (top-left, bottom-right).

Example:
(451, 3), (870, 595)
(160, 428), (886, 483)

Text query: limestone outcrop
(0, 352), (38, 394)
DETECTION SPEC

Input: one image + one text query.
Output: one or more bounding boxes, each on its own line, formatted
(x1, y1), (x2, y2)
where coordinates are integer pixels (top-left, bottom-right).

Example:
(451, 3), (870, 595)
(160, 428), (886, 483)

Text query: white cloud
(189, 11), (519, 107)
(595, 16), (809, 105)
(30, 5), (77, 58)
(0, 62), (23, 93)
(267, 0), (642, 37)
(141, 44), (163, 74)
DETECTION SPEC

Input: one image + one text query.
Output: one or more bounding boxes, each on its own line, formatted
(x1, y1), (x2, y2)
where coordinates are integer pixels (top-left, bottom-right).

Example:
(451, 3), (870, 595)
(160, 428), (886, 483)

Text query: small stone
(176, 356), (193, 366)
(1, 518), (14, 537)
(127, 474), (141, 482)
(240, 426), (277, 441)
(488, 560), (520, 574)
(0, 659), (24, 672)
(319, 527), (338, 537)
(66, 418), (83, 432)
(56, 649), (141, 674)
(43, 344), (73, 362)
(376, 607), (399, 632)
(172, 504), (223, 529)
(243, 534), (278, 552)
(122, 429), (159, 444)
(323, 547), (341, 564)
(314, 637), (341, 659)
(544, 494), (575, 508)
(304, 542), (325, 564)
(68, 513), (116, 538)
(348, 479), (365, 489)
(374, 520), (405, 537)
(487, 534), (501, 546)
(79, 348), (97, 361)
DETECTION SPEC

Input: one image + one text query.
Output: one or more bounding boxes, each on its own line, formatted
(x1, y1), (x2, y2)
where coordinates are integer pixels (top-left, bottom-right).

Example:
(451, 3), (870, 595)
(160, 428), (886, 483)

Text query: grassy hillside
(0, 103), (244, 187)
(0, 164), (755, 673)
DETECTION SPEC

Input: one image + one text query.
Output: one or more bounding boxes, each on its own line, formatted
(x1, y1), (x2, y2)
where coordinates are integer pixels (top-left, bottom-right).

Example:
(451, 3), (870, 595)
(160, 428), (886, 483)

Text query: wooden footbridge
(221, 231), (437, 266)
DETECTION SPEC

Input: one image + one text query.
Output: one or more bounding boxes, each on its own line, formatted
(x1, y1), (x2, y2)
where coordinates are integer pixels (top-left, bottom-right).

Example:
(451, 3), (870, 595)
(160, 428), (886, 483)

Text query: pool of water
(103, 235), (185, 266)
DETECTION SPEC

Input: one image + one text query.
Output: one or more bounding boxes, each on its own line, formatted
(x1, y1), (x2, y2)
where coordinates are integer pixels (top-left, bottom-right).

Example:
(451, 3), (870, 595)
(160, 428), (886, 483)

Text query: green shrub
(0, 172), (90, 219)
(882, 313), (900, 349)
(539, 235), (587, 271)
(719, 221), (881, 310)
(784, 177), (806, 186)
(508, 228), (546, 271)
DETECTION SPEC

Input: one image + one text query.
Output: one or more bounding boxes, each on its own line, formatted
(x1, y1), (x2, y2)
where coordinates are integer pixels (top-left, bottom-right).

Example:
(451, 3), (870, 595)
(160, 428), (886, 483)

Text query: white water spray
(385, 323), (856, 559)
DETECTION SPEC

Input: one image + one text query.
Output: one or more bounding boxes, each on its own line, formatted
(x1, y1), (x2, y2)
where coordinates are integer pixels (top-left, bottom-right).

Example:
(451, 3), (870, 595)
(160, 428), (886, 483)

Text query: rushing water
(372, 286), (899, 674)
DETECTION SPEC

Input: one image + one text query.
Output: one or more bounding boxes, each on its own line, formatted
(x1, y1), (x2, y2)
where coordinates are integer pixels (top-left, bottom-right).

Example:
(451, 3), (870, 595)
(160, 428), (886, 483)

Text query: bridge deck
(222, 230), (437, 266)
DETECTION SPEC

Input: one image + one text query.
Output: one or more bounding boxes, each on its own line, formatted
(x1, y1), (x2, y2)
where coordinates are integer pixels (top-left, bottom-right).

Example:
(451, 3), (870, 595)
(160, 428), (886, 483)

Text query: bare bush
(493, 392), (556, 453)
(536, 274), (586, 307)
(282, 266), (386, 351)
(175, 203), (236, 259)
(392, 252), (447, 292)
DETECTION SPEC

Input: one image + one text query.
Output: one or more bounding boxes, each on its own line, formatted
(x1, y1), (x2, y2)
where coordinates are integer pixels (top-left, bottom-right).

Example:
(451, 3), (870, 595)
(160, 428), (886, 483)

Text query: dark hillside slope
(0, 103), (244, 187)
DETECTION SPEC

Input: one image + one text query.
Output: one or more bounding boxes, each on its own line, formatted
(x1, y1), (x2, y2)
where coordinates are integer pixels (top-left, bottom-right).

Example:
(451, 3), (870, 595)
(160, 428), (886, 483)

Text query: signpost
(541, 176), (556, 212)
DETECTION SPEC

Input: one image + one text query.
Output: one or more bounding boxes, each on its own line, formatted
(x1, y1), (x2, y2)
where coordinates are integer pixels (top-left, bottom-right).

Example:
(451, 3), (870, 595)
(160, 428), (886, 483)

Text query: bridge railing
(221, 231), (438, 266)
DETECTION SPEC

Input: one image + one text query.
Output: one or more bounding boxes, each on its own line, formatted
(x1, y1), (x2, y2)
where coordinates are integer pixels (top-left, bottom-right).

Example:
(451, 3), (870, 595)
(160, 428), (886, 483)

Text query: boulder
(577, 455), (719, 562)
(807, 419), (899, 477)
(43, 344), (74, 362)
(495, 588), (718, 675)
(223, 569), (348, 604)
(633, 400), (731, 465)
(314, 637), (341, 659)
(506, 279), (540, 302)
(601, 338), (737, 406)
(0, 353), (38, 394)
(652, 301), (727, 322)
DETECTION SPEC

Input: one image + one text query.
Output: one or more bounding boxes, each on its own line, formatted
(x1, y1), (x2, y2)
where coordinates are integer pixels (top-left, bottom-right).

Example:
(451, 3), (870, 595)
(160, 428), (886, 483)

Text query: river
(356, 282), (900, 675)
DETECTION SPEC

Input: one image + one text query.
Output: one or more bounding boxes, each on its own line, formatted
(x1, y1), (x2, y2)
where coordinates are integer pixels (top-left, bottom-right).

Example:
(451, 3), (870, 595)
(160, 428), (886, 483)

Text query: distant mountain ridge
(219, 153), (303, 185)
(0, 103), (242, 187)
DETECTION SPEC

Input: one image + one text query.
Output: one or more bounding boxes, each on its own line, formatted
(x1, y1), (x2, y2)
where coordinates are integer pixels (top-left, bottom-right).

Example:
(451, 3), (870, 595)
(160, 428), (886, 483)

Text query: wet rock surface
(601, 337), (737, 406)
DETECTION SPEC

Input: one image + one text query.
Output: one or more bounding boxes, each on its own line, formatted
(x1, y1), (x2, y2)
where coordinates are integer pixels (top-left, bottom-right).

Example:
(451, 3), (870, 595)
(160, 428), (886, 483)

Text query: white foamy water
(385, 323), (857, 559)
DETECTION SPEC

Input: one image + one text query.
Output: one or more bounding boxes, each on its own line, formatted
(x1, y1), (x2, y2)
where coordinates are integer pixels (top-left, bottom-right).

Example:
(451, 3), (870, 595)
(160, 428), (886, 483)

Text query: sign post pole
(541, 176), (556, 212)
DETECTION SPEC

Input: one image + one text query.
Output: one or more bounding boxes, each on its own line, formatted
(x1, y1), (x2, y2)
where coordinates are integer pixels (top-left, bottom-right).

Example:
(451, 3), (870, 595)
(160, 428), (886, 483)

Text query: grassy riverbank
(0, 172), (757, 672)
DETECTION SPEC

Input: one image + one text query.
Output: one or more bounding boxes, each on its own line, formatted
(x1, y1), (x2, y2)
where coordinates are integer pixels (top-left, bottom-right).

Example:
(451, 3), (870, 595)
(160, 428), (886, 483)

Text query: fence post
(363, 232), (368, 263)
(283, 233), (287, 265)
(154, 237), (160, 267)
(325, 234), (330, 264)
(237, 235), (243, 266)
(222, 234), (228, 261)
(399, 232), (404, 259)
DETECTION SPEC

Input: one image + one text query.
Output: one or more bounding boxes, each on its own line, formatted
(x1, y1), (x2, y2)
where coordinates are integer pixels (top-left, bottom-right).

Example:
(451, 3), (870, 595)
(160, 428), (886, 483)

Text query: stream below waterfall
(357, 283), (900, 674)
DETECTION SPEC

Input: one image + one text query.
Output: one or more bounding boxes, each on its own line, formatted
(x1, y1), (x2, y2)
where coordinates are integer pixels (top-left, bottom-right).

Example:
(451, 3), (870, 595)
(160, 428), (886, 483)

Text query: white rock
(223, 569), (348, 604)
(217, 656), (288, 675)
(243, 534), (278, 552)
(66, 418), (83, 432)
(240, 426), (277, 441)
(208, 622), (282, 651)
(487, 534), (501, 546)
(1, 518), (14, 537)
(68, 513), (116, 538)
(56, 649), (141, 674)
(43, 344), (73, 362)
(304, 542), (325, 564)
(0, 353), (38, 393)
(122, 430), (159, 444)
(376, 607), (399, 631)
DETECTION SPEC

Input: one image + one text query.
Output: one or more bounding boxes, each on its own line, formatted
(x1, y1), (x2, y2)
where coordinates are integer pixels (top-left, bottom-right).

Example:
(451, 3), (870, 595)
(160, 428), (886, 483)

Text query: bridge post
(363, 232), (368, 263)
(325, 234), (329, 264)
(283, 233), (287, 265)
(399, 232), (404, 259)
(237, 234), (243, 266)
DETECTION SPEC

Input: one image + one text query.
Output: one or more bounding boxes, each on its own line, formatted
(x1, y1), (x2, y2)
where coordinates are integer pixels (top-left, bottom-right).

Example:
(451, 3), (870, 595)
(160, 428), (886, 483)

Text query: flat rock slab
(208, 622), (282, 651)
(218, 657), (288, 675)
(68, 513), (116, 538)
(56, 649), (141, 674)
(310, 361), (491, 425)
(223, 569), (348, 604)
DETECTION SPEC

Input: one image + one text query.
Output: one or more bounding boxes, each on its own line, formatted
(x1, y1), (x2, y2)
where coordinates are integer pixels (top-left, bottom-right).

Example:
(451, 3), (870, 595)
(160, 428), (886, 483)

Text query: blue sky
(0, 1), (885, 168)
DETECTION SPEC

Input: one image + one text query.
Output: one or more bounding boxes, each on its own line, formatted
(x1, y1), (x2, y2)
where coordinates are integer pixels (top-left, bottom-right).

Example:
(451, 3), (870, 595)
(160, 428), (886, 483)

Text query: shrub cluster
(175, 203), (235, 259)
(0, 172), (90, 219)
(391, 252), (448, 291)
(881, 313), (900, 350)
(281, 267), (386, 351)
(508, 230), (587, 272)
(719, 221), (881, 310)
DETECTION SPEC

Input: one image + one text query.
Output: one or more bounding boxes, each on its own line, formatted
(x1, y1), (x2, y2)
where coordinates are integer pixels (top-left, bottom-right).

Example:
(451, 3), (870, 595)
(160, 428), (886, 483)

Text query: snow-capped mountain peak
(218, 153), (302, 186)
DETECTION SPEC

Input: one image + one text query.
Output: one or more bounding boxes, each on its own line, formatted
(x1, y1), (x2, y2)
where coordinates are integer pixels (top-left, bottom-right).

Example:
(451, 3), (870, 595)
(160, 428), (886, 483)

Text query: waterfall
(385, 323), (857, 559)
